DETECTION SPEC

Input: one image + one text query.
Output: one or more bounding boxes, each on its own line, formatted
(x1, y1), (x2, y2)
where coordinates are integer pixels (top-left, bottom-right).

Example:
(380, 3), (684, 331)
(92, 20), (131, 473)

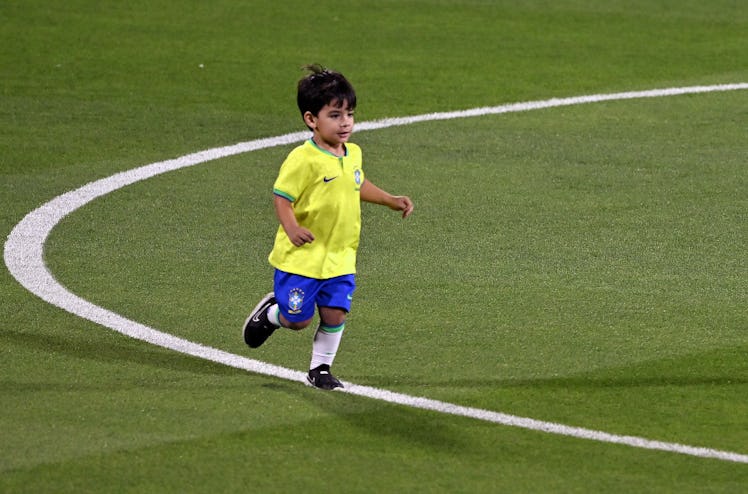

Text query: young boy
(243, 65), (413, 390)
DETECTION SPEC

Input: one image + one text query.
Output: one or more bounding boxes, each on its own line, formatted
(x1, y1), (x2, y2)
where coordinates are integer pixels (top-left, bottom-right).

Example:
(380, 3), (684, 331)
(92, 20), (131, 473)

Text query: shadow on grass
(348, 344), (748, 390)
(255, 378), (470, 453)
(0, 328), (242, 378)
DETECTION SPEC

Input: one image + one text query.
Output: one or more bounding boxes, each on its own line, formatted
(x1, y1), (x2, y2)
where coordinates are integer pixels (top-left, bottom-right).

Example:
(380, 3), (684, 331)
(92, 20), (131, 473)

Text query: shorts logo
(288, 288), (304, 315)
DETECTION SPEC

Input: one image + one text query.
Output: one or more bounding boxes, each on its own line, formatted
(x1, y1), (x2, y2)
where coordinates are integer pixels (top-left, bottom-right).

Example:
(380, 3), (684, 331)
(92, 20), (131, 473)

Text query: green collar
(308, 138), (348, 157)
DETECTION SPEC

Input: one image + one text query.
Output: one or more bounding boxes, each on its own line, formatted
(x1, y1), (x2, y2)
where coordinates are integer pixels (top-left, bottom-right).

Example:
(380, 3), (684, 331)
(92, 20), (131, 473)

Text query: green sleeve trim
(273, 189), (295, 202)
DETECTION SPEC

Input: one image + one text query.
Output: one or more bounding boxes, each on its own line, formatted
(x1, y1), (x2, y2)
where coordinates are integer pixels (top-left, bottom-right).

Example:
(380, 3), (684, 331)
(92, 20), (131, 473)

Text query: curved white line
(5, 83), (748, 464)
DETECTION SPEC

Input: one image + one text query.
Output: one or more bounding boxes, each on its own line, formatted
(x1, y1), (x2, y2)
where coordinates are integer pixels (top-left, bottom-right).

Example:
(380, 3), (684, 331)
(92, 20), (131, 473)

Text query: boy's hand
(286, 225), (315, 246)
(359, 180), (413, 218)
(390, 195), (414, 218)
(275, 195), (314, 246)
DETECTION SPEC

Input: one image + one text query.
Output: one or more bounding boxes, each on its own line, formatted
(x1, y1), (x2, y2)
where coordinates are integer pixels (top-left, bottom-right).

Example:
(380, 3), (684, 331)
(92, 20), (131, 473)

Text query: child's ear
(303, 111), (316, 129)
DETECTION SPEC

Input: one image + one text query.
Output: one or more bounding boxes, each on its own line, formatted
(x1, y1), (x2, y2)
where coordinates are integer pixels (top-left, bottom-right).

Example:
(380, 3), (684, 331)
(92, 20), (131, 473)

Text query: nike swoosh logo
(323, 176), (338, 183)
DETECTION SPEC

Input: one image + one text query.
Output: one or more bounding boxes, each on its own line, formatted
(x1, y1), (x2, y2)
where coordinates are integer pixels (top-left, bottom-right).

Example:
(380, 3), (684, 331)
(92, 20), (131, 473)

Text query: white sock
(310, 323), (344, 370)
(266, 304), (281, 327)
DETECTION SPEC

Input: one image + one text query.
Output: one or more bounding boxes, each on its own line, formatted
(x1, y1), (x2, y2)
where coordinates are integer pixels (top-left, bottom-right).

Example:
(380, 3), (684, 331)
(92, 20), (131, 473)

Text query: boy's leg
(306, 275), (355, 390)
(243, 271), (317, 349)
(307, 315), (345, 390)
(310, 323), (345, 370)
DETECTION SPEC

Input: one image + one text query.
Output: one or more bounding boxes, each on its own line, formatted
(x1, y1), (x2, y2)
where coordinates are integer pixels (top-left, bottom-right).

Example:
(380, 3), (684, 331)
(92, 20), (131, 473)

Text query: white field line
(5, 83), (748, 464)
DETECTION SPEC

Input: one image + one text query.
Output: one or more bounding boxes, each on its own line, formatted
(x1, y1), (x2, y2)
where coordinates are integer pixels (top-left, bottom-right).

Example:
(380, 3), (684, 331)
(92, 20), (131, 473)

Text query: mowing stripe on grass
(5, 83), (748, 464)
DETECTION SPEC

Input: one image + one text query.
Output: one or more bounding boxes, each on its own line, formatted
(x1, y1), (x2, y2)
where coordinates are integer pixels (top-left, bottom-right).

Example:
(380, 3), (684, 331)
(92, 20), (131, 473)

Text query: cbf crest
(288, 288), (305, 314)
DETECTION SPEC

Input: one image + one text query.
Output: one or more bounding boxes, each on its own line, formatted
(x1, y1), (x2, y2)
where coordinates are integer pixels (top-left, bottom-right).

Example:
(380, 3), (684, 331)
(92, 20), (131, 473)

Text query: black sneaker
(306, 364), (343, 390)
(243, 292), (279, 348)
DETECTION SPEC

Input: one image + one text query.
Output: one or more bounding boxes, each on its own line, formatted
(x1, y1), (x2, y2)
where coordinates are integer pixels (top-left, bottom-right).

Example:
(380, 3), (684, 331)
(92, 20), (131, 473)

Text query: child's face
(304, 99), (355, 151)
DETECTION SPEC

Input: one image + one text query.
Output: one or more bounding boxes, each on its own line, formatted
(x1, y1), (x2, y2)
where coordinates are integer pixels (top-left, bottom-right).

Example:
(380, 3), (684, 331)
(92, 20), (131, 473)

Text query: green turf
(2, 0), (747, 492)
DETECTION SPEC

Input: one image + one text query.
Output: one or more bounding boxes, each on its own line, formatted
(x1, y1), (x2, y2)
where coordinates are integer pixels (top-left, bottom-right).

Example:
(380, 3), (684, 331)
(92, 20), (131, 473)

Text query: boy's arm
(360, 180), (414, 218)
(274, 195), (315, 246)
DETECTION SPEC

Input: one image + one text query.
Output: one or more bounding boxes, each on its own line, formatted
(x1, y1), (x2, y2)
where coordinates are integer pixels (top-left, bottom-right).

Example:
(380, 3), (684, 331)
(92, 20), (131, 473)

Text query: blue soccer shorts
(273, 269), (356, 323)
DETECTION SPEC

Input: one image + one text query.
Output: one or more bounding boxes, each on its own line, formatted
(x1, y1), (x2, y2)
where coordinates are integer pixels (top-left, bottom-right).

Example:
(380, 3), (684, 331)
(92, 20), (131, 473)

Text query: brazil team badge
(288, 288), (304, 315)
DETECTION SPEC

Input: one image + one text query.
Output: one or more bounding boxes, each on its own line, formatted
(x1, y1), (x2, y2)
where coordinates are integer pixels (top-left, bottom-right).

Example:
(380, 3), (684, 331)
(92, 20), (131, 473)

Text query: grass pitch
(2, 1), (747, 492)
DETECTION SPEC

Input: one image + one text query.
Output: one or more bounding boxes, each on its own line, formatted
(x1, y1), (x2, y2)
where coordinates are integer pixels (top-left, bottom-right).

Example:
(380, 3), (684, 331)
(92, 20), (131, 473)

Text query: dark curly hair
(297, 64), (357, 126)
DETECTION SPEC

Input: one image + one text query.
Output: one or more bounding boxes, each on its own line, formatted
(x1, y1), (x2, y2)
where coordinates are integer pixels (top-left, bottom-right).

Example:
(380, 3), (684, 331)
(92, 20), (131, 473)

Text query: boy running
(243, 65), (413, 390)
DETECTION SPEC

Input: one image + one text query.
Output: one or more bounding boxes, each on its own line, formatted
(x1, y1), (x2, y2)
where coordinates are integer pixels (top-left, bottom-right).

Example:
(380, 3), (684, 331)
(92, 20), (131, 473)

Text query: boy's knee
(319, 307), (346, 327)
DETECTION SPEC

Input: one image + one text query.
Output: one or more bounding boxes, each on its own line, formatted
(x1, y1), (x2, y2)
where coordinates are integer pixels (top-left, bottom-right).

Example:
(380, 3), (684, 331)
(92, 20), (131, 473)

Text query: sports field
(2, 1), (747, 492)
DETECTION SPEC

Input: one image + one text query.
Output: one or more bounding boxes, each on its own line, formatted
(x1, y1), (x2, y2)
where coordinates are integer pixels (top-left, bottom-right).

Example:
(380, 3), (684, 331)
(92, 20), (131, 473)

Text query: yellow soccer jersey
(268, 139), (365, 279)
